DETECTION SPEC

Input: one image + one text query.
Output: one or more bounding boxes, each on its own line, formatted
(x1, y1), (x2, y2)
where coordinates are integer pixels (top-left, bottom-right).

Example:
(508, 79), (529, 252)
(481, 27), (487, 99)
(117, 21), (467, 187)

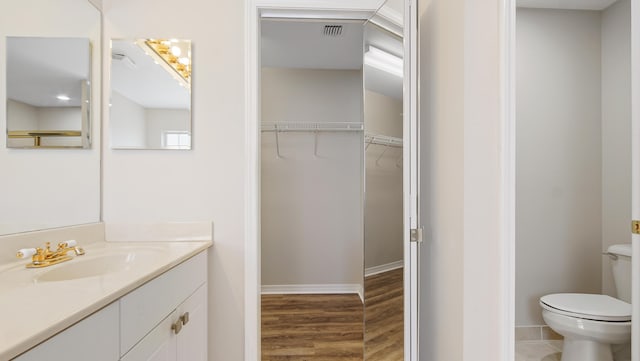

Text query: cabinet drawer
(120, 252), (206, 356)
(14, 302), (119, 361)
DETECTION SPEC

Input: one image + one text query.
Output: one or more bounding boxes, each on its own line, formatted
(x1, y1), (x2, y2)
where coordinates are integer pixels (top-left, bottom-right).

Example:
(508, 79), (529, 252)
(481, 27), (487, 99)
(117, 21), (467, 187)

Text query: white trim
(260, 9), (374, 19)
(502, 0), (516, 360)
(632, 0), (640, 360)
(365, 260), (404, 277)
(261, 283), (364, 302)
(405, 0), (417, 359)
(244, 2), (261, 361)
(244, 3), (386, 361)
(255, 0), (384, 9)
(370, 6), (403, 37)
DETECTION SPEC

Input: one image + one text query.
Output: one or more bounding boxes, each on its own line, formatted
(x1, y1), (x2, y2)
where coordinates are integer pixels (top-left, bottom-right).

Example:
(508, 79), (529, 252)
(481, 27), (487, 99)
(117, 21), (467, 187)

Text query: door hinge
(410, 227), (423, 243)
(632, 220), (640, 235)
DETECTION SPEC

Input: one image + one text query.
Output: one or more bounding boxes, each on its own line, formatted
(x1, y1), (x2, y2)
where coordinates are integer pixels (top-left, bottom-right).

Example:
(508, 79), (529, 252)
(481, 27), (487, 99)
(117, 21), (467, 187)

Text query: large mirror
(6, 37), (91, 148)
(0, 0), (101, 235)
(110, 39), (192, 150)
(363, 19), (404, 361)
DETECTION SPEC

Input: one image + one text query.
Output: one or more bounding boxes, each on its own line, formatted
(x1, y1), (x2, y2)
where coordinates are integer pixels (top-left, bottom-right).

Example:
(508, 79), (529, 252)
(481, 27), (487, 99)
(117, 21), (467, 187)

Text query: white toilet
(539, 243), (632, 361)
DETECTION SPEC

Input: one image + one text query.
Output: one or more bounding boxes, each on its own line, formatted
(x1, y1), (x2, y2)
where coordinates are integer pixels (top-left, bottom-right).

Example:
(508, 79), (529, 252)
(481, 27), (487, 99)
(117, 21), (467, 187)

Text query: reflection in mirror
(6, 37), (91, 148)
(110, 39), (192, 150)
(363, 20), (404, 361)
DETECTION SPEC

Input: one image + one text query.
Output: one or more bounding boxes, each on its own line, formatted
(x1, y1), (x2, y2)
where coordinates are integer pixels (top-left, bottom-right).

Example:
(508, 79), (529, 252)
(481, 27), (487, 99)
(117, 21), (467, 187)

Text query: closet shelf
(261, 121), (364, 132)
(365, 133), (403, 147)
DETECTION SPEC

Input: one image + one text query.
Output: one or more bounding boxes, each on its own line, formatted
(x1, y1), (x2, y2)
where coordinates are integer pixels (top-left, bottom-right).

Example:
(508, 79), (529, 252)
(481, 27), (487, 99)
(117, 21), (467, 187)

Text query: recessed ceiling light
(56, 95), (71, 101)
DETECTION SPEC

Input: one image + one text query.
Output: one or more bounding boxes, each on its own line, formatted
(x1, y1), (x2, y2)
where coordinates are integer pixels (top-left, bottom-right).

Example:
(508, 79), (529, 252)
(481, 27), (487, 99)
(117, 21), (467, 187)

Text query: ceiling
(111, 40), (190, 109)
(261, 20), (364, 70)
(261, 19), (403, 100)
(516, 0), (618, 10)
(7, 37), (89, 107)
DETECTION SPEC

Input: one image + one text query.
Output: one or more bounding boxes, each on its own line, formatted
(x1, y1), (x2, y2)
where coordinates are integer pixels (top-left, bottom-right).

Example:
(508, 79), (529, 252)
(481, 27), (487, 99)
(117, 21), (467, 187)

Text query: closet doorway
(258, 12), (405, 361)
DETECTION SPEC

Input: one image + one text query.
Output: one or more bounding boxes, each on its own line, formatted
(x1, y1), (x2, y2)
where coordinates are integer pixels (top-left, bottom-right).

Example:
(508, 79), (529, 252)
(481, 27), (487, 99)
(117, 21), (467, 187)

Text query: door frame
(244, 2), (386, 360)
(507, 1), (638, 360)
(632, 0), (640, 360)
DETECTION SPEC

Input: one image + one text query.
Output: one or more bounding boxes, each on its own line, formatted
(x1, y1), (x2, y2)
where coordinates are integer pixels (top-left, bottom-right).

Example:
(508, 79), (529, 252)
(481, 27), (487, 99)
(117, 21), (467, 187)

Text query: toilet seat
(540, 293), (631, 322)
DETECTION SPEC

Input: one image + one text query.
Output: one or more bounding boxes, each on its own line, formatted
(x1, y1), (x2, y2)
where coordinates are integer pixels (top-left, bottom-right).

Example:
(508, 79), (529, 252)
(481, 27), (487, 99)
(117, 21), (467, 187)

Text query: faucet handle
(58, 240), (77, 248)
(16, 248), (37, 259)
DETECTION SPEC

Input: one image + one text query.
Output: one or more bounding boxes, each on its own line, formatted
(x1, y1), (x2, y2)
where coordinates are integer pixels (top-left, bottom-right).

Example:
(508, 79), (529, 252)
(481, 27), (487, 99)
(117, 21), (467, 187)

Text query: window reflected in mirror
(6, 37), (91, 148)
(110, 39), (192, 150)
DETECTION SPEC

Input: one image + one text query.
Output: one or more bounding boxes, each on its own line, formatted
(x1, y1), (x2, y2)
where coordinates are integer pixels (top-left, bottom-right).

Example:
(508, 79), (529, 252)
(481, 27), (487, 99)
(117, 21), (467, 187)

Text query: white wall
(516, 8), (603, 326)
(36, 107), (81, 129)
(7, 100), (38, 129)
(364, 89), (403, 270)
(0, 0), (101, 235)
(260, 68), (363, 289)
(109, 91), (146, 148)
(145, 109), (190, 149)
(102, 0), (245, 359)
(601, 0), (631, 297)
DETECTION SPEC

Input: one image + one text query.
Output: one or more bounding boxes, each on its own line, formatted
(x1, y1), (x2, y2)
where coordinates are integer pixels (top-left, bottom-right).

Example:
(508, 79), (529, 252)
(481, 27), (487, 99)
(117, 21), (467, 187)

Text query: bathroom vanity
(0, 238), (211, 361)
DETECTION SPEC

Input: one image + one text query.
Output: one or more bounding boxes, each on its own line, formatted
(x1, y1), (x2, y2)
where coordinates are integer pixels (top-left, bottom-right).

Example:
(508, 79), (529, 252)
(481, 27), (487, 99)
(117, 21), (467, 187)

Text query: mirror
(0, 0), (101, 234)
(6, 37), (91, 148)
(363, 19), (404, 361)
(110, 39), (192, 150)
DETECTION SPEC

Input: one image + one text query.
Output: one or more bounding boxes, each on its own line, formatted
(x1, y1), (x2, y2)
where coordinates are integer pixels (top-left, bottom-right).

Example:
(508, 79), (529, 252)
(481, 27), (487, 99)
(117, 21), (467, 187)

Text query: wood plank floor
(261, 268), (403, 361)
(261, 294), (364, 360)
(364, 268), (404, 361)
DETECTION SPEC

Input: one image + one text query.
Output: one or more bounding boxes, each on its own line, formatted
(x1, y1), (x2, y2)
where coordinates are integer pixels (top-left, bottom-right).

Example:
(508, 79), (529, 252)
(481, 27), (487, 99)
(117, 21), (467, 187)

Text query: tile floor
(515, 340), (562, 361)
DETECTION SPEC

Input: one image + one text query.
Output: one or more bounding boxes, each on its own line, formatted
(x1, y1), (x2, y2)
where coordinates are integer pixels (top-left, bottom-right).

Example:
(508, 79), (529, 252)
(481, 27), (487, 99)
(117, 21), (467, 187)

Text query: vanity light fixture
(141, 38), (191, 86)
(364, 45), (403, 78)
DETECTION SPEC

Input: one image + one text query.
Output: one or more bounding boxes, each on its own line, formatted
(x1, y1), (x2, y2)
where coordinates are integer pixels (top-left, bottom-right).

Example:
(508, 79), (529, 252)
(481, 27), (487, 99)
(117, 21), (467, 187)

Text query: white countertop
(0, 240), (211, 360)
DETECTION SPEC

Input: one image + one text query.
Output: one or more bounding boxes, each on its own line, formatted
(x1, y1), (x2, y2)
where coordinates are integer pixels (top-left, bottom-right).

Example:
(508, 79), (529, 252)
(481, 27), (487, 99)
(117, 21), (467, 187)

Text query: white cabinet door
(120, 312), (177, 361)
(176, 284), (207, 361)
(122, 284), (207, 361)
(14, 302), (119, 361)
(120, 252), (207, 356)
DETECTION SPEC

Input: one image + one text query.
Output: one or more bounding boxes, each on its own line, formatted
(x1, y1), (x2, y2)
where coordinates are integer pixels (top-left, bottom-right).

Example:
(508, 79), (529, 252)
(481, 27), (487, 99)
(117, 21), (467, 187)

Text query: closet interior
(259, 15), (404, 361)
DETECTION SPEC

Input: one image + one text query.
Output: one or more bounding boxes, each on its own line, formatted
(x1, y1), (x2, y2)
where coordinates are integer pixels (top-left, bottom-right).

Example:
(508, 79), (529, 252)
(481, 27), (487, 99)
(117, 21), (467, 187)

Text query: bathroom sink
(34, 249), (162, 282)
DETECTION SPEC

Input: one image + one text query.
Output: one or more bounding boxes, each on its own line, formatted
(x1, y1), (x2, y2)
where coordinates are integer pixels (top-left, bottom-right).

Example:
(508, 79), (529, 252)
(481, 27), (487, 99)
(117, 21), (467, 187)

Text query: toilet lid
(540, 293), (631, 322)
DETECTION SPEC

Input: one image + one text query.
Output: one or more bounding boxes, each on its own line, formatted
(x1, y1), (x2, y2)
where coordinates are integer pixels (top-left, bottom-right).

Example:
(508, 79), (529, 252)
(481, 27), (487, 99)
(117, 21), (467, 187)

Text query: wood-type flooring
(261, 268), (403, 361)
(364, 268), (404, 361)
(261, 293), (364, 360)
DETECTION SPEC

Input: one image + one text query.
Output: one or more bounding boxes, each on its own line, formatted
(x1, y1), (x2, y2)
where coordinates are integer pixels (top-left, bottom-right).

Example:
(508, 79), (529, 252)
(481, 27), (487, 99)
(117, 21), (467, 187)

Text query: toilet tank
(607, 244), (632, 303)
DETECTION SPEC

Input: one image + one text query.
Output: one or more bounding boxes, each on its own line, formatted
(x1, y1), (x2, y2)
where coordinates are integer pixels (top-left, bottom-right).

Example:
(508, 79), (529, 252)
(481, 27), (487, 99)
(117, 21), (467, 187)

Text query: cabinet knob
(171, 319), (183, 334)
(181, 312), (190, 326)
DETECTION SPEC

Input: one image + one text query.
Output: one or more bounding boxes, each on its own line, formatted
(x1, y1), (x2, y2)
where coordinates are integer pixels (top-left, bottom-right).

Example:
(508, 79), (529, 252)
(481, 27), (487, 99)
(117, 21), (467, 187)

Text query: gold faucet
(16, 240), (85, 268)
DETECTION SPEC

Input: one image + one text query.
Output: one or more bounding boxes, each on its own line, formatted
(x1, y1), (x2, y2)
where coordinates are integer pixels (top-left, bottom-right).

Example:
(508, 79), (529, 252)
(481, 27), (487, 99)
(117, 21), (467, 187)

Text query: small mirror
(6, 37), (91, 148)
(110, 39), (192, 150)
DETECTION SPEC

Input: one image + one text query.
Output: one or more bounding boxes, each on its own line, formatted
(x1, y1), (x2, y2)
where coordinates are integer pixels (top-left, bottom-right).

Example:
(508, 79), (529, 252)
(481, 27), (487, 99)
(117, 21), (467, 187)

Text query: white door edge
(631, 0), (640, 360)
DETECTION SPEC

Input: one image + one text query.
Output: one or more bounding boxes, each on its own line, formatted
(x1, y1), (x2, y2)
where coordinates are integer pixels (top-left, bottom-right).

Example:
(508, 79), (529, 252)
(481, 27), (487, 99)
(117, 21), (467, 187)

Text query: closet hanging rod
(261, 121), (364, 132)
(365, 133), (403, 147)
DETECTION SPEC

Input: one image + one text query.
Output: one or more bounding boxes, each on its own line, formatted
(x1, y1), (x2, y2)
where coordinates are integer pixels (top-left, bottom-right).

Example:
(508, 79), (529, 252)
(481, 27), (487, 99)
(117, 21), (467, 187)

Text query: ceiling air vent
(323, 25), (343, 37)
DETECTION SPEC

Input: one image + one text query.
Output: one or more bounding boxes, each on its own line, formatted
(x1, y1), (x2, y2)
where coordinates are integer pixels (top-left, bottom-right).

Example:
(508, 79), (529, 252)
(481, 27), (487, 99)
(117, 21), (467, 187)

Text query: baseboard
(262, 283), (364, 303)
(365, 260), (404, 277)
(515, 326), (562, 341)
